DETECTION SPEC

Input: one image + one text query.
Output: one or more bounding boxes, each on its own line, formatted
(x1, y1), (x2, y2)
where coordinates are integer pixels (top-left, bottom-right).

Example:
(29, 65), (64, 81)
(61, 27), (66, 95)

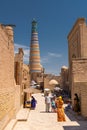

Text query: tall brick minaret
(29, 19), (41, 81)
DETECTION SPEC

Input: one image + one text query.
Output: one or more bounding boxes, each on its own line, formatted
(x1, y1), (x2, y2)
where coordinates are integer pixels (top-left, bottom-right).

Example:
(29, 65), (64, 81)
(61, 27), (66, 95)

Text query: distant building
(15, 48), (30, 107)
(44, 74), (61, 90)
(15, 48), (24, 85)
(29, 19), (44, 89)
(60, 66), (69, 92)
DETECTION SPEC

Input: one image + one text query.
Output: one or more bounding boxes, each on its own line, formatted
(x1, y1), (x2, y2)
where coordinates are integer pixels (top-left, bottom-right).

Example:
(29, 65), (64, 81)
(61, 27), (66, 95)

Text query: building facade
(60, 66), (69, 93)
(67, 18), (87, 92)
(67, 18), (87, 117)
(15, 48), (30, 107)
(0, 25), (30, 130)
(0, 24), (16, 130)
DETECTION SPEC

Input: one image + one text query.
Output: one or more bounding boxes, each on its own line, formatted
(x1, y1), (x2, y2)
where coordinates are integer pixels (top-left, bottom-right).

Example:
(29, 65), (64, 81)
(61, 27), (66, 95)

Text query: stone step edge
(4, 108), (30, 130)
(4, 119), (17, 130)
(16, 109), (30, 121)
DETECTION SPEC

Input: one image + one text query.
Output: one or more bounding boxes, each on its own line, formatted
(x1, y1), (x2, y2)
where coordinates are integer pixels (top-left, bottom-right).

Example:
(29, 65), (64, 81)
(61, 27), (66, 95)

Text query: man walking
(45, 93), (51, 112)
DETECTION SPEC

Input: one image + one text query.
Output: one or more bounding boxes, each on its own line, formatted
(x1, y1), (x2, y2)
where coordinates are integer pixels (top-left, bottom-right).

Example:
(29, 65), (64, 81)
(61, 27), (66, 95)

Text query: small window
(72, 54), (76, 58)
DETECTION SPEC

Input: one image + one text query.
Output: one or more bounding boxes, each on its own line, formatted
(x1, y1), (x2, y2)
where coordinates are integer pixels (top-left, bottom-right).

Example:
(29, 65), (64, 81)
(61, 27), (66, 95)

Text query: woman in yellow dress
(56, 96), (66, 122)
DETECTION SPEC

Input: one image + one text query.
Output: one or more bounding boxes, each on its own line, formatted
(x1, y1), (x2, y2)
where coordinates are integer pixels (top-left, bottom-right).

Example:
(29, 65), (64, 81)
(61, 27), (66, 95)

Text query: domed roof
(49, 79), (59, 85)
(62, 66), (68, 69)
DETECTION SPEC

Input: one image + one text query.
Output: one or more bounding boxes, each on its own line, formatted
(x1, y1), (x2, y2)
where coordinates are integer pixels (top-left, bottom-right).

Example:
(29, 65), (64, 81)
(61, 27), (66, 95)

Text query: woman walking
(56, 96), (66, 122)
(31, 96), (37, 109)
(73, 93), (80, 113)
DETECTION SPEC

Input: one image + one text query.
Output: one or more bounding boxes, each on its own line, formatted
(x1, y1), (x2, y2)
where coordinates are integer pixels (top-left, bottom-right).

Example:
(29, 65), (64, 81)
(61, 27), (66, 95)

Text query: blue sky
(0, 0), (87, 75)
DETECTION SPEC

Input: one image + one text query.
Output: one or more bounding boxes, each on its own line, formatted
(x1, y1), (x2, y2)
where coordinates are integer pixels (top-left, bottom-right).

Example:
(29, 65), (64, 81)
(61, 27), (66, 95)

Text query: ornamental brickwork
(29, 19), (42, 83)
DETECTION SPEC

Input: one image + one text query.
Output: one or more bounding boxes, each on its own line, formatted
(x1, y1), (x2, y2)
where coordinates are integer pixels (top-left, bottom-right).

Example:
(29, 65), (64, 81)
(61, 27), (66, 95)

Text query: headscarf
(58, 96), (62, 101)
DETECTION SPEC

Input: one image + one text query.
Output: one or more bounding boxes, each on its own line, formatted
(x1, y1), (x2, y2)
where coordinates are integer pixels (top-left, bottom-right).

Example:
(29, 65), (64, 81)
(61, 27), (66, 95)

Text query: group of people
(45, 93), (66, 122)
(25, 92), (80, 122)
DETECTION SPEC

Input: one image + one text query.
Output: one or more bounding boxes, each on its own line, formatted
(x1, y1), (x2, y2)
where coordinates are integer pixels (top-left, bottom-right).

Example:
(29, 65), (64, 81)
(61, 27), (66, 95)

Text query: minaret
(29, 19), (41, 81)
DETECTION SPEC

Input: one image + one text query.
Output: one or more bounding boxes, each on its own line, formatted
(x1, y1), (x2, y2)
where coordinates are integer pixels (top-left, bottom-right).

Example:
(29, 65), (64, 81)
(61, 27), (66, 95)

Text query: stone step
(16, 108), (30, 121)
(4, 119), (17, 130)
(29, 120), (79, 127)
(4, 108), (30, 130)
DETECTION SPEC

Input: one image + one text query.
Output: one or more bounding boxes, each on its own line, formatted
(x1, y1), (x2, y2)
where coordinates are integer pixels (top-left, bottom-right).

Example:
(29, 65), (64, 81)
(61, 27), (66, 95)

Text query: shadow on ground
(63, 123), (87, 130)
(40, 111), (56, 113)
(65, 109), (86, 121)
(64, 109), (87, 130)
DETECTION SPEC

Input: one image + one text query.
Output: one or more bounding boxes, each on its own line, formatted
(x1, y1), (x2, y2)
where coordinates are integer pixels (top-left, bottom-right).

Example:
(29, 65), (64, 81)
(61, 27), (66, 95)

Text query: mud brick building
(67, 18), (87, 117)
(0, 24), (17, 130)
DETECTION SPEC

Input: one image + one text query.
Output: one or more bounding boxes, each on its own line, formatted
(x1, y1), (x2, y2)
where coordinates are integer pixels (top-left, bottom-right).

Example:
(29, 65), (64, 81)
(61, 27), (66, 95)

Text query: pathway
(8, 93), (87, 130)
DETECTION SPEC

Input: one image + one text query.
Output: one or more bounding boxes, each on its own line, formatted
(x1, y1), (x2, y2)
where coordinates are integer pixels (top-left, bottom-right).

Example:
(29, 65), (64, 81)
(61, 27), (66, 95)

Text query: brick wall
(72, 82), (87, 117)
(0, 25), (15, 130)
(15, 85), (21, 114)
(72, 59), (87, 117)
(72, 59), (87, 82)
(67, 18), (87, 93)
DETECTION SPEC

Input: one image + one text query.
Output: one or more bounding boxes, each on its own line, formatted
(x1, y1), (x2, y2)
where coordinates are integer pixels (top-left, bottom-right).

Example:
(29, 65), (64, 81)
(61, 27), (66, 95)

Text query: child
(51, 97), (56, 112)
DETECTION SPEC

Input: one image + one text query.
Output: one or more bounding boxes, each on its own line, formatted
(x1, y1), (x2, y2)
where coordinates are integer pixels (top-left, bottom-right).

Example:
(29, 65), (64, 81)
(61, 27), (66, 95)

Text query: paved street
(13, 93), (87, 130)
